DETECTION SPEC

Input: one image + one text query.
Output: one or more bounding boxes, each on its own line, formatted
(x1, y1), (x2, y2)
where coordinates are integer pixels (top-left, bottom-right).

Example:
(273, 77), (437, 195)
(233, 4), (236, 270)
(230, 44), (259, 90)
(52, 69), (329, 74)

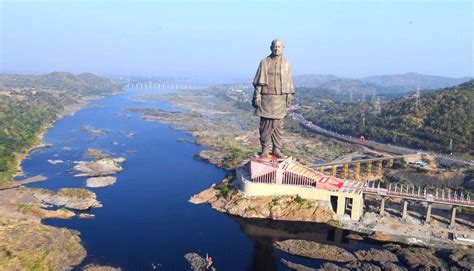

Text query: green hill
(303, 80), (474, 156)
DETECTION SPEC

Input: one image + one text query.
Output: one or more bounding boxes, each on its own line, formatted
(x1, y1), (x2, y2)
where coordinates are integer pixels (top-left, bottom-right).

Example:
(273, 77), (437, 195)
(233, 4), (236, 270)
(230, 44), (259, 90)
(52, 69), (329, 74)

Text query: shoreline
(11, 94), (115, 181)
(0, 91), (123, 270)
(190, 179), (472, 250)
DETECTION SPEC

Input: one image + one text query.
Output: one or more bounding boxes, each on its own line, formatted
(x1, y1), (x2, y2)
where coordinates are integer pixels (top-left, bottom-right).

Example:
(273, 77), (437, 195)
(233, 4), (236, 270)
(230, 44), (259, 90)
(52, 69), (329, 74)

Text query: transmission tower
(373, 97), (382, 115)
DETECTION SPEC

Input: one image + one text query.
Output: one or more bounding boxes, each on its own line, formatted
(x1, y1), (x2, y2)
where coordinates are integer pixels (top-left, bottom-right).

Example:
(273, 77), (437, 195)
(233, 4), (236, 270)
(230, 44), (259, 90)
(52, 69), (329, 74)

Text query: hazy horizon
(1, 0), (472, 79)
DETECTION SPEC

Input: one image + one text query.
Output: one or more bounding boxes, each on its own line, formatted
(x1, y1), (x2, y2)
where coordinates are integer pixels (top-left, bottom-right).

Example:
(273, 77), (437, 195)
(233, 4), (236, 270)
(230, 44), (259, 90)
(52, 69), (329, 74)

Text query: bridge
(360, 180), (473, 228)
(126, 82), (208, 89)
(308, 155), (410, 180)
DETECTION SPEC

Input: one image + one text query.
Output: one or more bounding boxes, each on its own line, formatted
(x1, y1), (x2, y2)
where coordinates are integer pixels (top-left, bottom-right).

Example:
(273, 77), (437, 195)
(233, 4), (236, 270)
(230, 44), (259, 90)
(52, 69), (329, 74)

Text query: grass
(294, 195), (307, 205)
(222, 147), (256, 169)
(213, 179), (238, 198)
(268, 197), (281, 209)
(57, 188), (95, 199)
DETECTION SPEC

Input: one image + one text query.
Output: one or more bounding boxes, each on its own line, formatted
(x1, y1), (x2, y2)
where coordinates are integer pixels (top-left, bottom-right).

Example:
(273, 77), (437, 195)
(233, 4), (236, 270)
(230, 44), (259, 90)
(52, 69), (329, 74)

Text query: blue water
(18, 87), (382, 270)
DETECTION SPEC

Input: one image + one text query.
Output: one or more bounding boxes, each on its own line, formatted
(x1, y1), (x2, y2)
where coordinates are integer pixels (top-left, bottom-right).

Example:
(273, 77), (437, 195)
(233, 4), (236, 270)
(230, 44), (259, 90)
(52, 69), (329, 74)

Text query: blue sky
(0, 0), (472, 79)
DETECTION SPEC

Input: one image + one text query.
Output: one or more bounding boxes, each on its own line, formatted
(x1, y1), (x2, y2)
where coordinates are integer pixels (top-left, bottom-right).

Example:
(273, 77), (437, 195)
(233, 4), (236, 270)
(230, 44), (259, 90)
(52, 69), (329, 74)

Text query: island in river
(0, 72), (122, 270)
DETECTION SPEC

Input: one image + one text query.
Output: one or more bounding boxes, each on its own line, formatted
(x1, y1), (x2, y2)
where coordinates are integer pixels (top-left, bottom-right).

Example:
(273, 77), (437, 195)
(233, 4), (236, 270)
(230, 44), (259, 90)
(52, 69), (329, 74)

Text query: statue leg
(259, 117), (272, 157)
(271, 118), (285, 158)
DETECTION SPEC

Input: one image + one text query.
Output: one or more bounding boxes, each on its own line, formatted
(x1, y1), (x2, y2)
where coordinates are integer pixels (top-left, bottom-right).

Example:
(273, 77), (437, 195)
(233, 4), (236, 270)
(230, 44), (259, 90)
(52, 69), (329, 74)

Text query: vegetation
(302, 80), (474, 156)
(221, 147), (256, 169)
(213, 179), (237, 198)
(0, 72), (120, 183)
(294, 194), (307, 205)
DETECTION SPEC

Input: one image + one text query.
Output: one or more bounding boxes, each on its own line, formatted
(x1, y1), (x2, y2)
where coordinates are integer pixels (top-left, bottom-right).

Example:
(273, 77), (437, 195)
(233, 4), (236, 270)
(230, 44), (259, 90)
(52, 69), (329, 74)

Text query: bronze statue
(252, 39), (294, 159)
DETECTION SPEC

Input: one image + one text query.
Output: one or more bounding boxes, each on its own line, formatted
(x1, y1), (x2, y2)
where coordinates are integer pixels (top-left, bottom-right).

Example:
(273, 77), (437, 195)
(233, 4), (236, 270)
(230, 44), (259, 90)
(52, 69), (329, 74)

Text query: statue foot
(259, 149), (271, 159)
(272, 149), (287, 159)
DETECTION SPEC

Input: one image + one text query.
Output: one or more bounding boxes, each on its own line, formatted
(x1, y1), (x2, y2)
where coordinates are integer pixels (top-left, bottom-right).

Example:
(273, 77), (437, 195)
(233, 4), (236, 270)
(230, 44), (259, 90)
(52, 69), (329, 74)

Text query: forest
(301, 80), (474, 157)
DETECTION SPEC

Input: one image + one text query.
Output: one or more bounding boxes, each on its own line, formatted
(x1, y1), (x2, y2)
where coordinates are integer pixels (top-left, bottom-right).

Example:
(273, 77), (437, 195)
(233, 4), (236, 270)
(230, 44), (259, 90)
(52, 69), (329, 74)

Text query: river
(18, 86), (382, 270)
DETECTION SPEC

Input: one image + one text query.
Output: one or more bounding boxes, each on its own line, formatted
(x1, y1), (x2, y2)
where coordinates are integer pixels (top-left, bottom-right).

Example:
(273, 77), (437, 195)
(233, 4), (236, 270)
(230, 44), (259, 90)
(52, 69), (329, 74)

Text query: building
(236, 156), (364, 221)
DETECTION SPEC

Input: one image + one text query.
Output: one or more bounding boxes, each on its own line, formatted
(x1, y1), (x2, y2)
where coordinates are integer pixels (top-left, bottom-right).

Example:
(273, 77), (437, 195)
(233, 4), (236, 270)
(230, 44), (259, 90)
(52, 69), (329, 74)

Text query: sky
(0, 0), (472, 80)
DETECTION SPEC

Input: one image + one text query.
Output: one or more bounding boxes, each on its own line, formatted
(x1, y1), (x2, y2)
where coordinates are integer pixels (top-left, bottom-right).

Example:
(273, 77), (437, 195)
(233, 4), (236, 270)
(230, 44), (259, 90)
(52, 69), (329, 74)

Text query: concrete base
(236, 168), (364, 221)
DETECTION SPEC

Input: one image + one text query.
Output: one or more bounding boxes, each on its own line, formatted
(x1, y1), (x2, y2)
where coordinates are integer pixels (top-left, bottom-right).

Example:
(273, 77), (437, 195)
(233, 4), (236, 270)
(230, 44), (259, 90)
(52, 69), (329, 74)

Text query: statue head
(270, 39), (284, 57)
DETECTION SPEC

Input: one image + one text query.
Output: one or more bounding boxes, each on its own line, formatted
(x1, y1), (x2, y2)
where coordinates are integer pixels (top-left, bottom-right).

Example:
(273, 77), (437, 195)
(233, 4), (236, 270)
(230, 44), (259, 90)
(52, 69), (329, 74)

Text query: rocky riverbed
(190, 178), (474, 270)
(276, 239), (473, 270)
(128, 89), (361, 169)
(0, 186), (103, 269)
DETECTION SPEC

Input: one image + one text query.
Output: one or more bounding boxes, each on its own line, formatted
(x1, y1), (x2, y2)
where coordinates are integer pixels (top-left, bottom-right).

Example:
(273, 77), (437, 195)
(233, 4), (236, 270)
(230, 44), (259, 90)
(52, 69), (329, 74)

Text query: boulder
(354, 248), (398, 263)
(74, 158), (125, 177)
(275, 239), (356, 262)
(34, 188), (102, 210)
(86, 176), (117, 188)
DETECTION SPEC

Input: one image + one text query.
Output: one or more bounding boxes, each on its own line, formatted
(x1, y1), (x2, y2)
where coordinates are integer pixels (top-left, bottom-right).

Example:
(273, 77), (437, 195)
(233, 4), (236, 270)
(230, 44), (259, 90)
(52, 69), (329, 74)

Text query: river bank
(128, 88), (361, 169)
(0, 87), (123, 269)
(132, 87), (473, 269)
(190, 178), (473, 270)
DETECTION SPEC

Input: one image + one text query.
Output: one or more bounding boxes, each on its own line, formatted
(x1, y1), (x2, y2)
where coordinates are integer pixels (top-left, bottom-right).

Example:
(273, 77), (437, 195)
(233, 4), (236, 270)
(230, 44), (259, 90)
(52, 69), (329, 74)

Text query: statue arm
(286, 93), (293, 107)
(252, 86), (262, 108)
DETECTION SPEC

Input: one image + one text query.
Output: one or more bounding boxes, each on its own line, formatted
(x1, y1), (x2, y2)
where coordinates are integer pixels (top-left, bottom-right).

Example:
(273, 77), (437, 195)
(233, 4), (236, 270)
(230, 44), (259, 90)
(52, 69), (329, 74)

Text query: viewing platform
(236, 156), (474, 226)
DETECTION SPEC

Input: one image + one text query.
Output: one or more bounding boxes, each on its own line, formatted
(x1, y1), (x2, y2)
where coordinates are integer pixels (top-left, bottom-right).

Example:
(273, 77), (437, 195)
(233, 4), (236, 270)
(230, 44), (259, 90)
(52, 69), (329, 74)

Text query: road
(290, 112), (474, 167)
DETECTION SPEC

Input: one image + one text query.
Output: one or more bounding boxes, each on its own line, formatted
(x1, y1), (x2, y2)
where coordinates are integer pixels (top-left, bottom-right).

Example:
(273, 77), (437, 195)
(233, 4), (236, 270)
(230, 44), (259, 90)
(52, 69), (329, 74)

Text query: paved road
(290, 112), (474, 167)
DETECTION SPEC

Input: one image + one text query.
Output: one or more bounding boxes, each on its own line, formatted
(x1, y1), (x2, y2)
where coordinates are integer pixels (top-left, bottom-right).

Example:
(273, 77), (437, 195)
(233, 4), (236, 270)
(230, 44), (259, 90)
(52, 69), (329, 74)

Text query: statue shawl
(253, 55), (295, 94)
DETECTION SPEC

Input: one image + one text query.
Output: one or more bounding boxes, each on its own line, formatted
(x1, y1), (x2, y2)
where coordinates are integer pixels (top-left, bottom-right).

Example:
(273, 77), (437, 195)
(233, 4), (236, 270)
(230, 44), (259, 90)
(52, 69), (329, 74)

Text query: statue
(252, 39), (294, 159)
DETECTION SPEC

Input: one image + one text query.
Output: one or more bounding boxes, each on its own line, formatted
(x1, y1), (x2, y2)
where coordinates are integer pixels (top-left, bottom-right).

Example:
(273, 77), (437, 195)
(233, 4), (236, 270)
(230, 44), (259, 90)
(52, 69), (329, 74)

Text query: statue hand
(286, 94), (293, 107)
(253, 95), (261, 108)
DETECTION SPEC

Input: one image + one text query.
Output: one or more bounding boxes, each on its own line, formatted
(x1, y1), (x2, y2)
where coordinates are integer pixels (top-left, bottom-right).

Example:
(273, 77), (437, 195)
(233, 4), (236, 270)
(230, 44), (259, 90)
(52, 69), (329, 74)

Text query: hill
(302, 80), (474, 156)
(0, 72), (119, 95)
(294, 73), (471, 98)
(362, 72), (471, 93)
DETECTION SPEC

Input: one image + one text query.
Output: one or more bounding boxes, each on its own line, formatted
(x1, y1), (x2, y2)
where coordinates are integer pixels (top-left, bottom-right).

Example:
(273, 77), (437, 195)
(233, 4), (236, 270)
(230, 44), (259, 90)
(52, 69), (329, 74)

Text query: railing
(251, 171), (276, 184)
(282, 171), (317, 186)
(363, 181), (474, 207)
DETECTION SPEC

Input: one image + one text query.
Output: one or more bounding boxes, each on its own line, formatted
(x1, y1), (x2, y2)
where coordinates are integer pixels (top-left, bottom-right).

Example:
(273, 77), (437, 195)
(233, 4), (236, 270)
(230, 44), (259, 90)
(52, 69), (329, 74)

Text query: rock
(0, 220), (86, 270)
(346, 233), (364, 240)
(80, 125), (107, 138)
(86, 176), (117, 188)
(82, 264), (121, 271)
(74, 157), (125, 177)
(190, 180), (336, 224)
(345, 261), (381, 271)
(319, 263), (349, 271)
(449, 249), (474, 270)
(381, 262), (408, 271)
(84, 148), (110, 159)
(358, 263), (382, 271)
(281, 258), (317, 271)
(34, 188), (102, 210)
(184, 253), (216, 271)
(354, 248), (398, 263)
(47, 159), (64, 165)
(18, 204), (75, 219)
(79, 213), (95, 219)
(395, 247), (443, 269)
(275, 239), (357, 262)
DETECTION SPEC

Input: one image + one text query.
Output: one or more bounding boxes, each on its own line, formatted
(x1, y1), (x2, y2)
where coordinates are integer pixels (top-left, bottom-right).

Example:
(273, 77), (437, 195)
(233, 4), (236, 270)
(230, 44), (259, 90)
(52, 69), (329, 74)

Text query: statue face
(271, 41), (283, 56)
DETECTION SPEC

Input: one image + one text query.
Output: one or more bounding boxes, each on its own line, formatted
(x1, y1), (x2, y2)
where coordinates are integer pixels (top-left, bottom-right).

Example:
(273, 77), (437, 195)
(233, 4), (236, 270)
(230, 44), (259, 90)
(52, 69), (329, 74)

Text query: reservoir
(19, 86), (380, 270)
